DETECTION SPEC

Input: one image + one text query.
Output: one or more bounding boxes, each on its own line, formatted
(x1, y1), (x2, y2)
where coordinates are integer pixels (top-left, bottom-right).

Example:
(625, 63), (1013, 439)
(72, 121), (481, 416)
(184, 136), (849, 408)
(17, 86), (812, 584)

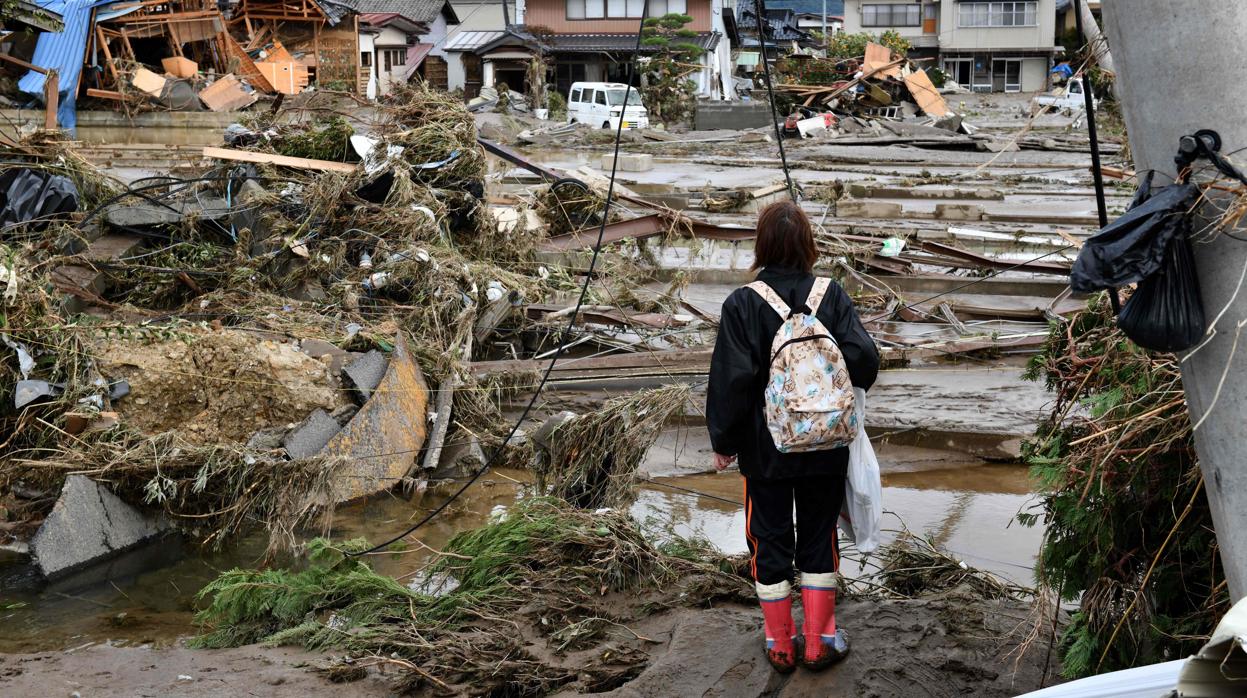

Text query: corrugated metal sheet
(17, 0), (104, 98)
(400, 42), (433, 79)
(444, 30), (505, 50)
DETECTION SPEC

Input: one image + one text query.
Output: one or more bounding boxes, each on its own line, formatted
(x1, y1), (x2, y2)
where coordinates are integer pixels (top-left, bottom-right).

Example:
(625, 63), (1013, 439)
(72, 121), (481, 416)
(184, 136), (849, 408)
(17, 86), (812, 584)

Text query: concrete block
(532, 411), (578, 450)
(283, 408), (342, 459)
(934, 203), (986, 221)
(601, 153), (654, 172)
(836, 199), (904, 219)
(343, 350), (389, 401)
(846, 182), (873, 198)
(694, 102), (775, 131)
(430, 437), (487, 480)
(31, 475), (169, 579)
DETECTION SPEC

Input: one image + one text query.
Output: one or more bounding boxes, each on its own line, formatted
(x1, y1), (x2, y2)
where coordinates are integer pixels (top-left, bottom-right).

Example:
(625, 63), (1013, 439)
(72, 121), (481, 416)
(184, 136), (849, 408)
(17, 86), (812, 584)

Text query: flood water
(0, 432), (1041, 654)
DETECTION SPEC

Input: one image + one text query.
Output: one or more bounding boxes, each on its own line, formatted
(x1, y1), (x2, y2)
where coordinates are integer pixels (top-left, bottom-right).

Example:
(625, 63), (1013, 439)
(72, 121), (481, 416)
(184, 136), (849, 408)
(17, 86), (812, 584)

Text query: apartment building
(843, 0), (1059, 92)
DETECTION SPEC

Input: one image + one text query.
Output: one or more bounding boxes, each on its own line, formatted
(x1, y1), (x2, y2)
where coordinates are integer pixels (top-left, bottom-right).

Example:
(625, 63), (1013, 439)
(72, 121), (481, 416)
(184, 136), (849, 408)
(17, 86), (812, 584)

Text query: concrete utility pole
(1103, 3), (1247, 602)
(1077, 1), (1114, 83)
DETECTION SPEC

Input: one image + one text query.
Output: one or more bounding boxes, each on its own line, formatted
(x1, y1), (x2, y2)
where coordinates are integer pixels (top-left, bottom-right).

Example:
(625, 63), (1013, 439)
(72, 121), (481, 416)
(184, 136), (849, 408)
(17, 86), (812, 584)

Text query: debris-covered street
(6, 3), (1239, 695)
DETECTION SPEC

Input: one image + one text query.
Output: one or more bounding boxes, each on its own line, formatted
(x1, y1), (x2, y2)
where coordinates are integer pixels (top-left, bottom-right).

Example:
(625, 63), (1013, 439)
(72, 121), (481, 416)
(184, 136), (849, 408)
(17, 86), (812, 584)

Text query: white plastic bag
(839, 387), (883, 553)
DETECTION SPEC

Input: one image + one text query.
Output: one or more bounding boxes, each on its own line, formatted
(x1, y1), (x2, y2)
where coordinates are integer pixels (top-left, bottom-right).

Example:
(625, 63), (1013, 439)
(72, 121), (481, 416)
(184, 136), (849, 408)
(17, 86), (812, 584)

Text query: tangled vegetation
(192, 498), (749, 694)
(639, 13), (700, 127)
(1019, 296), (1227, 677)
(827, 30), (912, 60)
(537, 385), (690, 509)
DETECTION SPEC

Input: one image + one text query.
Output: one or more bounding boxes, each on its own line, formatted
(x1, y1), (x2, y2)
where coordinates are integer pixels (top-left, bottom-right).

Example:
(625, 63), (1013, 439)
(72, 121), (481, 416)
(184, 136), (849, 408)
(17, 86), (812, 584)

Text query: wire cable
(349, 10), (652, 556)
(752, 0), (796, 201)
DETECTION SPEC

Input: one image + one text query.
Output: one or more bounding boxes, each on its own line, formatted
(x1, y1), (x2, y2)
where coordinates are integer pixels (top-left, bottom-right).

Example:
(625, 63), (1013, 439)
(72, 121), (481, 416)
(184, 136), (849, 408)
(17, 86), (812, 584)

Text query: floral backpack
(747, 277), (857, 454)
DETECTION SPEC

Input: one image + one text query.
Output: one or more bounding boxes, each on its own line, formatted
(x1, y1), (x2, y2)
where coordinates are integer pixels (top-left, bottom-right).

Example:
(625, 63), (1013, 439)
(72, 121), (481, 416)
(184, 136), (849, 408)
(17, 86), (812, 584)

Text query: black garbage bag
(1070, 171), (1201, 293)
(1066, 129), (1247, 353)
(1116, 232), (1205, 352)
(0, 168), (79, 231)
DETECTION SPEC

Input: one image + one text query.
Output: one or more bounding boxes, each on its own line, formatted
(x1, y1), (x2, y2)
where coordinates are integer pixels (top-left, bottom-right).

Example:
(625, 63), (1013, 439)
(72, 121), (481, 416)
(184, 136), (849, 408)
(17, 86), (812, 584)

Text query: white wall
(425, 15), (450, 58)
(359, 32), (378, 94)
(939, 0), (1057, 51)
(842, 0), (928, 41)
(374, 26), (412, 95)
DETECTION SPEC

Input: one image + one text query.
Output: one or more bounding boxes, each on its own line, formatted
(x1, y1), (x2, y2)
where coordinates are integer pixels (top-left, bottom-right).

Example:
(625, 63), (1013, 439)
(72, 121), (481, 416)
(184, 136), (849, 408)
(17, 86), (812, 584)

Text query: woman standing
(706, 200), (880, 673)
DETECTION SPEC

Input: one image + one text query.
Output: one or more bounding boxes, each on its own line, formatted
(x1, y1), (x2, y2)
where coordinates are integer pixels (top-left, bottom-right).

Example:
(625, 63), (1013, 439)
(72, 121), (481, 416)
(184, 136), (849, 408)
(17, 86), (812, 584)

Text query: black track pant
(743, 466), (848, 586)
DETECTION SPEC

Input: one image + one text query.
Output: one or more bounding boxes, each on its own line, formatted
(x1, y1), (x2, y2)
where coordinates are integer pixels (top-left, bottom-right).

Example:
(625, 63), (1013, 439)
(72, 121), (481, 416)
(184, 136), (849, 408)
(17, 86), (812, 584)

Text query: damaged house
(446, 0), (733, 101)
(842, 0), (1059, 92)
(351, 0), (459, 96)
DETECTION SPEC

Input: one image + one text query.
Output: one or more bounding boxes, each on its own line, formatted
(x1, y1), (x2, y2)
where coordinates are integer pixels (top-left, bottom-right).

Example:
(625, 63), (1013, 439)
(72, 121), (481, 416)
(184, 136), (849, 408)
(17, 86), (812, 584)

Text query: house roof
(335, 0), (457, 25)
(544, 32), (720, 53)
(737, 6), (813, 43)
(360, 12), (426, 32)
(444, 29), (506, 51)
(5, 0), (65, 31)
(763, 0), (843, 16)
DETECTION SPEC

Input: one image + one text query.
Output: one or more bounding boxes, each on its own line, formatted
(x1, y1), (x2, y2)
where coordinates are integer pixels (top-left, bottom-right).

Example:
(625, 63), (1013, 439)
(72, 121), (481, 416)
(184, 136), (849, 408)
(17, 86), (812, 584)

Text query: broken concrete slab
(283, 408), (343, 459)
(342, 350), (388, 401)
(934, 203), (986, 221)
(601, 153), (654, 172)
(103, 197), (231, 229)
(30, 475), (169, 579)
(321, 335), (429, 503)
(836, 200), (904, 219)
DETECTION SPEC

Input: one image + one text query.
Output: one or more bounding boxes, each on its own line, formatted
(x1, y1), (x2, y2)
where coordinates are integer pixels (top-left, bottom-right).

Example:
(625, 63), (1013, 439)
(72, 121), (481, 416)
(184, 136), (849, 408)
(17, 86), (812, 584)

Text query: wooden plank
(903, 69), (949, 117)
(202, 146), (357, 172)
(43, 71), (58, 130)
(96, 26), (119, 85)
(220, 30), (275, 93)
(862, 42), (900, 78)
(86, 88), (126, 100)
(0, 51), (47, 74)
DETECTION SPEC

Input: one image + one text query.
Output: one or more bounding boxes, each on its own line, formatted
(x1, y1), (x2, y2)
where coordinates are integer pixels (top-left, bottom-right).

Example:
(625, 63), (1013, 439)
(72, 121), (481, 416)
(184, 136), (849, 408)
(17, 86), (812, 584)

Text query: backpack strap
(746, 281), (791, 319)
(806, 277), (833, 314)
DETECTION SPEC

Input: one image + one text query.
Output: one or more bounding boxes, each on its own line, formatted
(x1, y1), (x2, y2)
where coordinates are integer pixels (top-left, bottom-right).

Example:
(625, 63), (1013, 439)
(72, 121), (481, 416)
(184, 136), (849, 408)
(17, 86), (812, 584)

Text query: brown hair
(752, 200), (817, 273)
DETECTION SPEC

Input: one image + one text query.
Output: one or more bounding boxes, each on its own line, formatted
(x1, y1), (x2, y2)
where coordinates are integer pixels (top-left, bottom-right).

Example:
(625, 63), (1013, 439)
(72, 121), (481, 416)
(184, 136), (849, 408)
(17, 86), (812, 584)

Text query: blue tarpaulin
(17, 0), (114, 133)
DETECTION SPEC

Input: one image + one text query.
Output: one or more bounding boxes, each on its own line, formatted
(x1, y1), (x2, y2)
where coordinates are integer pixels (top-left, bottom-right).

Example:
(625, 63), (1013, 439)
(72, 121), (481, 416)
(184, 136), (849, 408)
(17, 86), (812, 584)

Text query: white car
(567, 82), (649, 130)
(1032, 77), (1100, 114)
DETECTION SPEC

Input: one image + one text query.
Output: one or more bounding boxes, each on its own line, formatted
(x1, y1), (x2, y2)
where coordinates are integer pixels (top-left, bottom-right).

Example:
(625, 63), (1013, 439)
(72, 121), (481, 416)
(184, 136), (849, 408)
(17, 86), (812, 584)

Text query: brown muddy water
(0, 434), (1042, 654)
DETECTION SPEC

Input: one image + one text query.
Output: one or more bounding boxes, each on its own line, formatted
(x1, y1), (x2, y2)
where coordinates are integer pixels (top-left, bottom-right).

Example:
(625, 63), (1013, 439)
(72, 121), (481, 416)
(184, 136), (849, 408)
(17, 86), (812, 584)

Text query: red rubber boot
(800, 572), (850, 671)
(757, 580), (797, 673)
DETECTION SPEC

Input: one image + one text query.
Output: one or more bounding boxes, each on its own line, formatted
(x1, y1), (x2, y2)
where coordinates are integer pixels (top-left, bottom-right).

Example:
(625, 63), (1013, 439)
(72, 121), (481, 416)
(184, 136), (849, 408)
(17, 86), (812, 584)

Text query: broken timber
(202, 146), (357, 173)
(542, 214), (1070, 276)
(470, 333), (1046, 383)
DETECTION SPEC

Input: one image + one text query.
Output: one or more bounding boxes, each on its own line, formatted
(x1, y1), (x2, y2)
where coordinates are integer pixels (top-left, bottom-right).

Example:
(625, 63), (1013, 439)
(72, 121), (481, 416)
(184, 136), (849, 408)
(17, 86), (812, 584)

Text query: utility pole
(822, 0), (827, 48)
(1103, 3), (1247, 602)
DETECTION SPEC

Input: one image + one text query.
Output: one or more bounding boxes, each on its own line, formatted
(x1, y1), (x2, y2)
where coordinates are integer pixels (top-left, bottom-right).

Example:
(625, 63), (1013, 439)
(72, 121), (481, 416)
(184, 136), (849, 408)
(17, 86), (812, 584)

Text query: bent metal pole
(1103, 2), (1247, 602)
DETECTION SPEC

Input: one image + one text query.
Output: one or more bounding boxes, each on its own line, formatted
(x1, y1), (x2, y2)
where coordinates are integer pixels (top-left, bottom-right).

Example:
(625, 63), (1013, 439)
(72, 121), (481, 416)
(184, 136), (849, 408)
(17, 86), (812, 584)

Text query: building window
(958, 2), (1038, 27)
(648, 0), (686, 16)
(567, 0), (683, 19)
(360, 51), (372, 67)
(861, 3), (921, 27)
(382, 48), (406, 72)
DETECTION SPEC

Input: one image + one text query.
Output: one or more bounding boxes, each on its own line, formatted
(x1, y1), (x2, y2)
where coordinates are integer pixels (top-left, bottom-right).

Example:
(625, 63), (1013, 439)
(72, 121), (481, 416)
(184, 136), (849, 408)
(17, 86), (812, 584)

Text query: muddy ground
(0, 592), (1056, 697)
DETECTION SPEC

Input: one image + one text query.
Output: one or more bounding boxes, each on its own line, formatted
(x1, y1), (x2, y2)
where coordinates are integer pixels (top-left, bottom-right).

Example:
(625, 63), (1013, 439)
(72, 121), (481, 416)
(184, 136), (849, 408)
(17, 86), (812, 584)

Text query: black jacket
(706, 267), (880, 480)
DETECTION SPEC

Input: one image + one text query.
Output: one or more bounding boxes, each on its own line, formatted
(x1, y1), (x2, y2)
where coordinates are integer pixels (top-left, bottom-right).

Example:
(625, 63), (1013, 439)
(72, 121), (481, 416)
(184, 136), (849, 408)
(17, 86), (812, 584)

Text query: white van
(567, 82), (649, 130)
